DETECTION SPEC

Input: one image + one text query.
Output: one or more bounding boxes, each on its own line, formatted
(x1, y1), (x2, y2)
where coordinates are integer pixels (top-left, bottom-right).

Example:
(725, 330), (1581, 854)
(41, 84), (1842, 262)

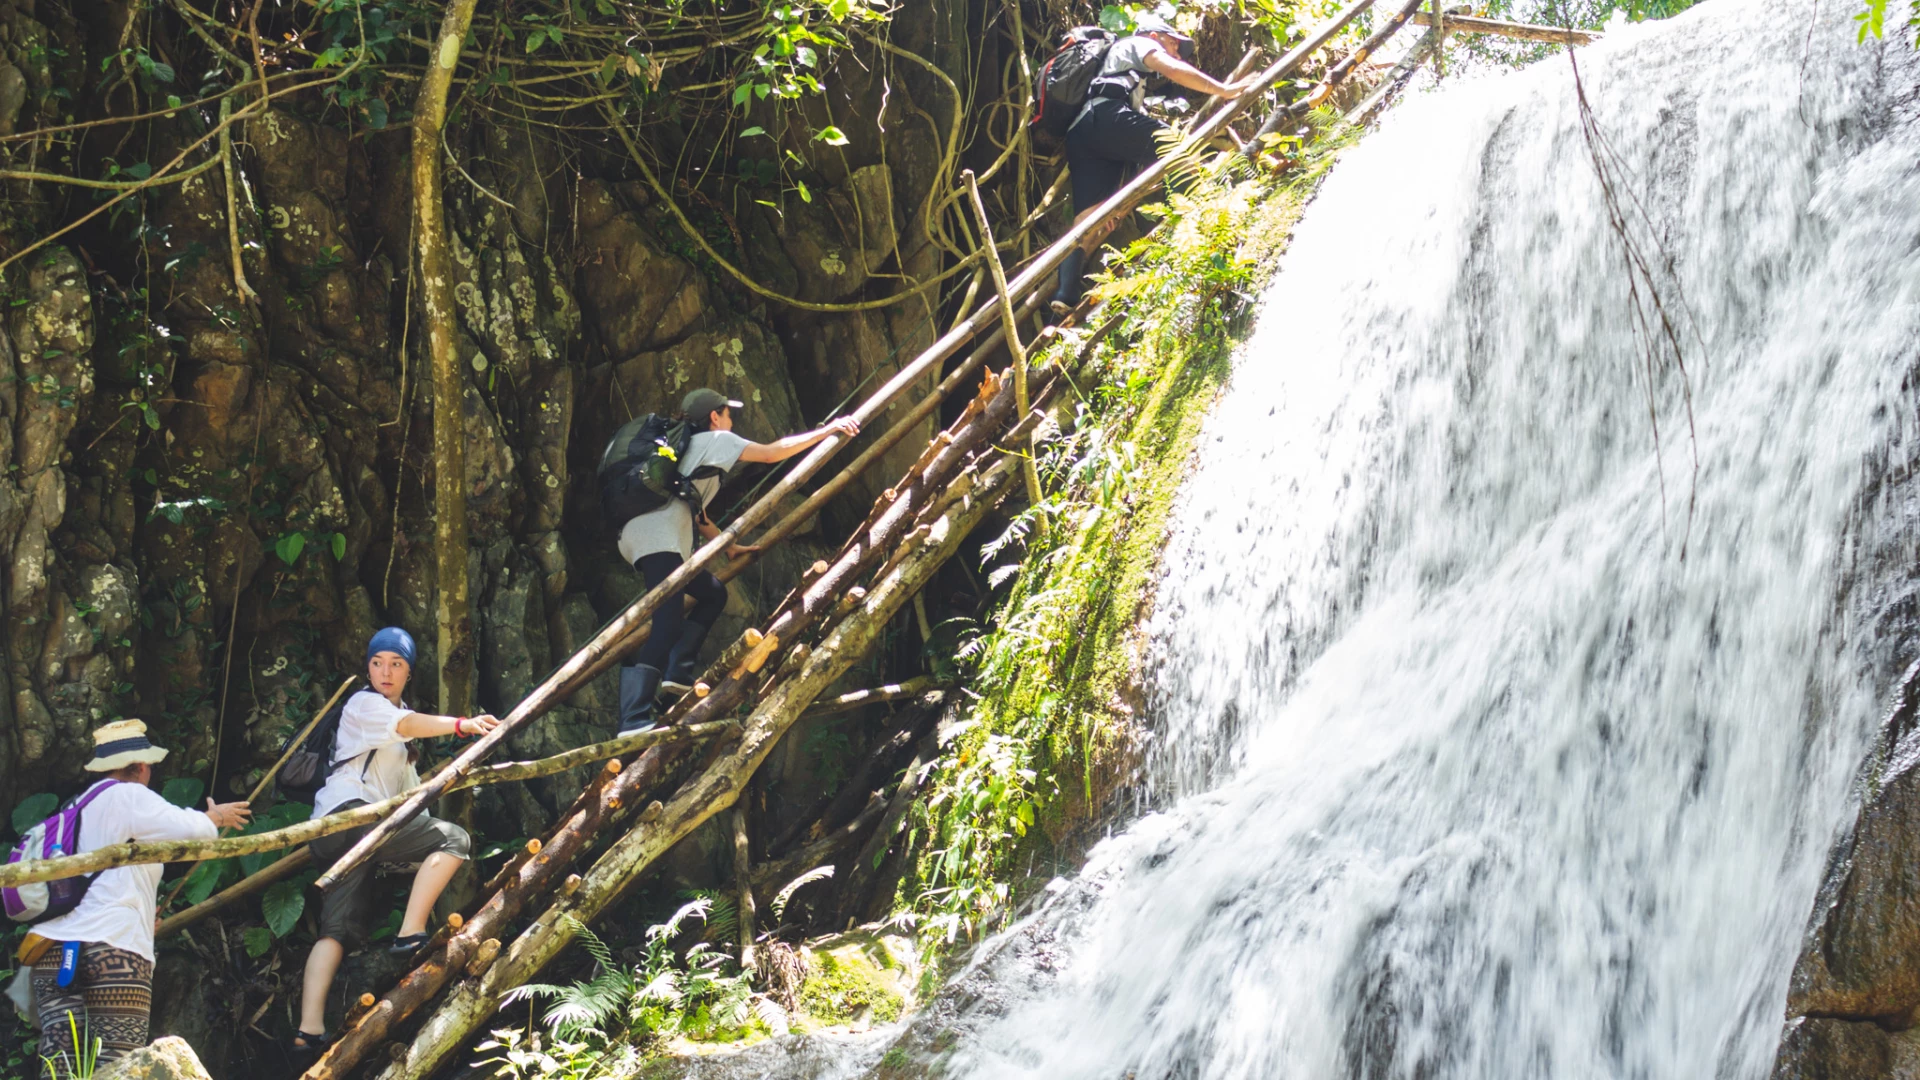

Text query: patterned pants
(31, 943), (152, 1078)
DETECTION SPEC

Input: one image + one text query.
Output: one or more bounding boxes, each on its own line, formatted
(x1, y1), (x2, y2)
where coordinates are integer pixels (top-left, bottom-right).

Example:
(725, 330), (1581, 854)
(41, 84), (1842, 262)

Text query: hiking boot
(618, 664), (663, 735)
(1044, 248), (1088, 326)
(659, 621), (715, 700)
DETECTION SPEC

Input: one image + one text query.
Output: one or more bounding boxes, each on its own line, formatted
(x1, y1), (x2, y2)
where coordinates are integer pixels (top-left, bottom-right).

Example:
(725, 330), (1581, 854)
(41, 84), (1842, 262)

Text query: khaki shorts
(309, 803), (469, 947)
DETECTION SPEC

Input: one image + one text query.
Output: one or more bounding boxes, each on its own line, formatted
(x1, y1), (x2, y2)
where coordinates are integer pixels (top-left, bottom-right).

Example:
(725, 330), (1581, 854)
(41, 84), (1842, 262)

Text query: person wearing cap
(291, 626), (499, 1066)
(1049, 14), (1256, 318)
(613, 387), (861, 734)
(29, 721), (252, 1074)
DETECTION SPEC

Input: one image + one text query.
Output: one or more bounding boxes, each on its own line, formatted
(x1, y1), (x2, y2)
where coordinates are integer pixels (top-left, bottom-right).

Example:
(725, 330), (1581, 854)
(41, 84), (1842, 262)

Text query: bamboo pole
(313, 0), (1382, 892)
(963, 169), (1044, 509)
(371, 458), (1023, 1080)
(731, 805), (756, 972)
(247, 677), (357, 806)
(1409, 9), (1598, 44)
(0, 722), (733, 889)
(1343, 26), (1442, 126)
(156, 847), (311, 939)
(1247, 0), (1411, 156)
(795, 677), (946, 723)
(156, 676), (357, 912)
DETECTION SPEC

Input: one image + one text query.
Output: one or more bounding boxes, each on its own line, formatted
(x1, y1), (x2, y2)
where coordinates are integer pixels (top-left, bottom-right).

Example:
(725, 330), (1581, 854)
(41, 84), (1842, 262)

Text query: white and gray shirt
(311, 689), (422, 818)
(617, 429), (751, 564)
(1096, 35), (1168, 111)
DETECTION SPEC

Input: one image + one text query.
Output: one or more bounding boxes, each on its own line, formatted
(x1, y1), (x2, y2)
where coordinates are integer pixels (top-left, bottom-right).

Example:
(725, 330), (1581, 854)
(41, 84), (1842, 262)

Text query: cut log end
(562, 873), (582, 895)
(641, 800), (664, 823)
(525, 838), (542, 856)
(744, 628), (764, 648)
(358, 993), (377, 1008)
(604, 758), (623, 775)
(809, 560), (830, 575)
(465, 938), (501, 977)
(447, 912), (464, 931)
(693, 681), (711, 699)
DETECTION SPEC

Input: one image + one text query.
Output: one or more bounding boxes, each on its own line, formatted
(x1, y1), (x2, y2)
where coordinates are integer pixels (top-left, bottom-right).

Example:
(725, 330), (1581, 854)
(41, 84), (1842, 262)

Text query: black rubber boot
(659, 620), (716, 698)
(618, 664), (663, 735)
(1045, 247), (1089, 325)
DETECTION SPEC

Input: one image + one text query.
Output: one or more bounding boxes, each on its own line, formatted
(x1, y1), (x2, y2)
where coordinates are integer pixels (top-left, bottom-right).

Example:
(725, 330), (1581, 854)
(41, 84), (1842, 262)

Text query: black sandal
(389, 931), (431, 957)
(289, 1029), (331, 1066)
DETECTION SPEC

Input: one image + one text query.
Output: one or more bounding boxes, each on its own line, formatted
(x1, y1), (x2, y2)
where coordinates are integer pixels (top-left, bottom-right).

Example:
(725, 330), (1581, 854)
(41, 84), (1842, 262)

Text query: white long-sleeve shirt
(311, 690), (421, 818)
(33, 780), (218, 961)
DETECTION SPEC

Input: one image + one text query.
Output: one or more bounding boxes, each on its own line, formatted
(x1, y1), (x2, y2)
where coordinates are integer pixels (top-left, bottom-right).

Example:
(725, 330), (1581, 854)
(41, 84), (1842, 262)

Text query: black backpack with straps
(273, 700), (372, 804)
(597, 413), (704, 534)
(1030, 27), (1116, 139)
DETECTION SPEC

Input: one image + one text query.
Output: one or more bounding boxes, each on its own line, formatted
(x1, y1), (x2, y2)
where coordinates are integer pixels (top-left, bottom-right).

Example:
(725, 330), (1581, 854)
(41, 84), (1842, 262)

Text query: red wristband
(454, 717), (465, 736)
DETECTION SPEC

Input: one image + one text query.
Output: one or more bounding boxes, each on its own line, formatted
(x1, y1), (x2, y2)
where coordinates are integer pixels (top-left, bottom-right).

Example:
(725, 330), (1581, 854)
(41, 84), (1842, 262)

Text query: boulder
(1787, 725), (1920, 1022)
(98, 1036), (214, 1080)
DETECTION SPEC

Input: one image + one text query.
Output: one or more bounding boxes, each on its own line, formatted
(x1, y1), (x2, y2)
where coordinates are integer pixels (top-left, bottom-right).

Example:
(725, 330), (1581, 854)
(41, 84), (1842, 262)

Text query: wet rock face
(0, 6), (959, 829)
(1774, 663), (1920, 1078)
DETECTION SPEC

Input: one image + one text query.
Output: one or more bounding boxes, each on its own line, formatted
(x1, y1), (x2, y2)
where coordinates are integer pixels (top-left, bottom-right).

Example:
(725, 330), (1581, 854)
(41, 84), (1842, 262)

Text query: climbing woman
(611, 387), (860, 735)
(291, 627), (498, 1067)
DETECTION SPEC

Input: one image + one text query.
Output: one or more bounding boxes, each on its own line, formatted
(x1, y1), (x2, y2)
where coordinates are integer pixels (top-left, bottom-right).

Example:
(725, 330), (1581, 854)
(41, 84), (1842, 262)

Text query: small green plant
(40, 1012), (103, 1080)
(484, 903), (760, 1074)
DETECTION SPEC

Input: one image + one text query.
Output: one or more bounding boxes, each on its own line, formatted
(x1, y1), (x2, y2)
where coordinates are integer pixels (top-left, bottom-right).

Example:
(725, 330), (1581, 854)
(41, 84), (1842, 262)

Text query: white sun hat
(82, 719), (170, 772)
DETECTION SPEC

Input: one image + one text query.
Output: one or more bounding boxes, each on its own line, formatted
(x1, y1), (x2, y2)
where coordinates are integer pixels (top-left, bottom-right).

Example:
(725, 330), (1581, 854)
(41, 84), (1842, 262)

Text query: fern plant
(481, 903), (759, 1076)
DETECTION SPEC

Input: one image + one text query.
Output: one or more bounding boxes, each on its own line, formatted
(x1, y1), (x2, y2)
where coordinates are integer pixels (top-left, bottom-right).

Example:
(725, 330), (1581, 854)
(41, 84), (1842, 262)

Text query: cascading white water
(678, 3), (1920, 1077)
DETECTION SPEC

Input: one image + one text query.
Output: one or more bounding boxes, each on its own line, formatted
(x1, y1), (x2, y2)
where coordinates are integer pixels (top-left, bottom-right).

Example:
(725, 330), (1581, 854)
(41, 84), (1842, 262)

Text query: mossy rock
(795, 931), (917, 1029)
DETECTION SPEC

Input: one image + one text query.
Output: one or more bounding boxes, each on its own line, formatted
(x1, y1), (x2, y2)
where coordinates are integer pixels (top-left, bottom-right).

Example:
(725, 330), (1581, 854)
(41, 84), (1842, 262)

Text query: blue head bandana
(367, 626), (417, 666)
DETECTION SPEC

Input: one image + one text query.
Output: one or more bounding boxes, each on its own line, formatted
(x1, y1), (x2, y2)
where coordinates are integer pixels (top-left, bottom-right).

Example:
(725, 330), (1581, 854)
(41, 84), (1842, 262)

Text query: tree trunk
(411, 0), (481, 718)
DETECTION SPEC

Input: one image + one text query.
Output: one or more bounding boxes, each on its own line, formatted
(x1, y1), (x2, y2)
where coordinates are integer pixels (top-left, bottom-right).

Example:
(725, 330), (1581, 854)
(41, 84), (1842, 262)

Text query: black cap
(1133, 14), (1191, 40)
(682, 388), (745, 419)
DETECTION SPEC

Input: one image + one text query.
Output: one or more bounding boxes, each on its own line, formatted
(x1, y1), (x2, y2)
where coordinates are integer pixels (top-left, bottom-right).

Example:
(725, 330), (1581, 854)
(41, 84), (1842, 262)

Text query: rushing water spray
(679, 2), (1920, 1076)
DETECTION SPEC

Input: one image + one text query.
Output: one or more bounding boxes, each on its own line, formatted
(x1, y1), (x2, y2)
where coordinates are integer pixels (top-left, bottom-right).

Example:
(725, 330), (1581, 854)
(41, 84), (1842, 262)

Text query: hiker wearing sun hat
(28, 721), (251, 1074)
(292, 626), (501, 1067)
(608, 387), (861, 735)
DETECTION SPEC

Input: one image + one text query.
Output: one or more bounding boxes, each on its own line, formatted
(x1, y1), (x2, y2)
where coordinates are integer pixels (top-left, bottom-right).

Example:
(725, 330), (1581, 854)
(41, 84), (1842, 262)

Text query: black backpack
(273, 701), (367, 804)
(598, 413), (701, 533)
(1031, 28), (1116, 139)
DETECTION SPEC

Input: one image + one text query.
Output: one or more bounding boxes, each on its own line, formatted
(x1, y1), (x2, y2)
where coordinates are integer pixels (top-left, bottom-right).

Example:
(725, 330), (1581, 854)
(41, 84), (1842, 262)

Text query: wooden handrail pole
(962, 169), (1044, 508)
(0, 721), (731, 889)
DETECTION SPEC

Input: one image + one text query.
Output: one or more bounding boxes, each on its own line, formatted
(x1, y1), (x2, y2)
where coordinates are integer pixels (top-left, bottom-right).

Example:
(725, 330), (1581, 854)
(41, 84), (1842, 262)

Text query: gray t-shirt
(617, 429), (751, 563)
(1097, 35), (1167, 111)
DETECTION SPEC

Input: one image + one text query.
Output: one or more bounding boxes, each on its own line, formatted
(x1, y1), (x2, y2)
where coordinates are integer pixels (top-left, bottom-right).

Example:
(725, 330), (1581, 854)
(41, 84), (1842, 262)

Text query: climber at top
(602, 387), (860, 736)
(1050, 14), (1256, 317)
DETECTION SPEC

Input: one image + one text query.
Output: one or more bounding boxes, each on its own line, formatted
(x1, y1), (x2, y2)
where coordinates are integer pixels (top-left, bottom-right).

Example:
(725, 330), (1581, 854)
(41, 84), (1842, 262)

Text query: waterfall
(677, 1), (1920, 1075)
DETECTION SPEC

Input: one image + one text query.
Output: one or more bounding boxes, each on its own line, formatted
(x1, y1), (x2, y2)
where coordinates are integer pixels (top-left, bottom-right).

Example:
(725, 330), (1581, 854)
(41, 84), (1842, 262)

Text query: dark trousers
(628, 551), (727, 672)
(1065, 97), (1170, 215)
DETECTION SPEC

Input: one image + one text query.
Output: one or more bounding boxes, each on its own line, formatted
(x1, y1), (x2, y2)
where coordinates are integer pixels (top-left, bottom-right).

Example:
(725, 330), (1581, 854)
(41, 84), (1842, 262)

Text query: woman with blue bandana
(290, 627), (499, 1066)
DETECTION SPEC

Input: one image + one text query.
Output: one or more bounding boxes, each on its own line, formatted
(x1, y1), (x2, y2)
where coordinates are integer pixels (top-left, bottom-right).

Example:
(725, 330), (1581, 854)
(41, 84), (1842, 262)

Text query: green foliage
(243, 926), (273, 958)
(159, 777), (204, 808)
(262, 880), (305, 937)
(11, 793), (58, 836)
(486, 905), (759, 1075)
(901, 143), (1340, 944)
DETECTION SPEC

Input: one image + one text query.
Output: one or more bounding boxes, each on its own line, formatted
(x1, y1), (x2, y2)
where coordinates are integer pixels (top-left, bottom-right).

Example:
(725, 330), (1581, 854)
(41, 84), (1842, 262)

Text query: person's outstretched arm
(1145, 50), (1255, 99)
(738, 416), (862, 464)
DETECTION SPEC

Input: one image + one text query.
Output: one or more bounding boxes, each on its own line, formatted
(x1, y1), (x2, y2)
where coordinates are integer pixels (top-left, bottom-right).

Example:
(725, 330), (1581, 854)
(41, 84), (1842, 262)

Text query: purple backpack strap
(59, 780), (119, 851)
